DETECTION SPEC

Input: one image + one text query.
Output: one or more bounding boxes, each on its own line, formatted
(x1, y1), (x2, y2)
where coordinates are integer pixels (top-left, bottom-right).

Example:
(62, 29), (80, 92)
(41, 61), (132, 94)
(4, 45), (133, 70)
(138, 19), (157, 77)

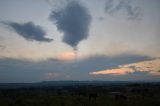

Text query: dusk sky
(0, 0), (160, 82)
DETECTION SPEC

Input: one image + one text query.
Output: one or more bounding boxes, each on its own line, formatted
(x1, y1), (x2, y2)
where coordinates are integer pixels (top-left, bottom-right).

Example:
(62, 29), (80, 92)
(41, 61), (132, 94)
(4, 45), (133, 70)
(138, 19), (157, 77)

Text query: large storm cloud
(49, 1), (91, 50)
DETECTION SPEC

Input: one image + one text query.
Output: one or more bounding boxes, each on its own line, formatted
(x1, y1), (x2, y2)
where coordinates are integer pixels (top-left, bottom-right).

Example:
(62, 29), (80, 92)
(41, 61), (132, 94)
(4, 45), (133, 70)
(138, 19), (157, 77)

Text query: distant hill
(0, 80), (160, 89)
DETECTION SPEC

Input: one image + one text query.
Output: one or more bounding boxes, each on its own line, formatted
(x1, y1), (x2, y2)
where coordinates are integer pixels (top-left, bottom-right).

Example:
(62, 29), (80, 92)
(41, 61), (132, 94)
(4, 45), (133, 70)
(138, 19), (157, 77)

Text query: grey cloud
(4, 22), (53, 42)
(73, 54), (152, 73)
(105, 0), (140, 20)
(49, 1), (91, 50)
(0, 36), (6, 50)
(97, 17), (105, 21)
(93, 71), (160, 81)
(0, 45), (6, 50)
(0, 54), (152, 82)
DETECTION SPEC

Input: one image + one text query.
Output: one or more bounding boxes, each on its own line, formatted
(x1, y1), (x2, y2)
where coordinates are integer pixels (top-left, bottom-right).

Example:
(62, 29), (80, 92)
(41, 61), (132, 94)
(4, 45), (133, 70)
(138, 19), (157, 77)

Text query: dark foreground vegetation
(0, 81), (160, 106)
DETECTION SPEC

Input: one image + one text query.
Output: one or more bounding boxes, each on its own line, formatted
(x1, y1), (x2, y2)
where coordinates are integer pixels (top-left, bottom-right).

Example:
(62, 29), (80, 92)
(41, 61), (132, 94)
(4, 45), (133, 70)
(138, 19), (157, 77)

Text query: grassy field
(0, 82), (160, 106)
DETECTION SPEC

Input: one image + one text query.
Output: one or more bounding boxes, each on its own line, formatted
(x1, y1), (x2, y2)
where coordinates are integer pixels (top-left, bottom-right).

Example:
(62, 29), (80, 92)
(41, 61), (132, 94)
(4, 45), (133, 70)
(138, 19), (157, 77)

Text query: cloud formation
(4, 22), (53, 42)
(0, 45), (5, 50)
(0, 53), (152, 82)
(49, 0), (91, 50)
(90, 59), (160, 76)
(105, 0), (140, 19)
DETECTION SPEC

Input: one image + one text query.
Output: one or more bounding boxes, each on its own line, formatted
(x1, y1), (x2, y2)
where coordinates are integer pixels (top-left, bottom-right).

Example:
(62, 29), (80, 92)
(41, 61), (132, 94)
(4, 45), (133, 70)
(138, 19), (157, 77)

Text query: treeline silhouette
(0, 82), (160, 106)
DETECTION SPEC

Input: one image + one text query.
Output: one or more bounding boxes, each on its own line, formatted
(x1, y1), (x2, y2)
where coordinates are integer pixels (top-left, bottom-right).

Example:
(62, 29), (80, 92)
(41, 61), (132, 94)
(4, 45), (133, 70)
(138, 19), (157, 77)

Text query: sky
(0, 0), (160, 82)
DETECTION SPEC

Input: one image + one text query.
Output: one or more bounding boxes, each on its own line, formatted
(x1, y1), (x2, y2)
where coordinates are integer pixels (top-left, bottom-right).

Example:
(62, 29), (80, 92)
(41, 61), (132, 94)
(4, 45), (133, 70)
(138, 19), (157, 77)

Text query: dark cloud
(105, 0), (140, 20)
(0, 54), (152, 82)
(4, 22), (53, 42)
(49, 1), (91, 50)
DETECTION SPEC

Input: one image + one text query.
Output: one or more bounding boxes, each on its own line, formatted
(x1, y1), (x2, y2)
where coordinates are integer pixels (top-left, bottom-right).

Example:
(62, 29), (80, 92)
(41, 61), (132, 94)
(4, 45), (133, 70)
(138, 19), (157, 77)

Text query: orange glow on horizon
(57, 51), (76, 61)
(90, 59), (160, 76)
(90, 67), (134, 75)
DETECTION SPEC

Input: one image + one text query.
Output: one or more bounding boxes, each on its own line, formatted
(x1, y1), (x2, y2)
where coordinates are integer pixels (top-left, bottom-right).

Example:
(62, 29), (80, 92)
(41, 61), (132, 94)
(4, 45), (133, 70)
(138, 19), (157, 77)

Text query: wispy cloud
(90, 59), (160, 76)
(105, 0), (140, 20)
(44, 72), (60, 80)
(49, 0), (91, 50)
(3, 21), (53, 42)
(91, 67), (133, 75)
(0, 45), (6, 50)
